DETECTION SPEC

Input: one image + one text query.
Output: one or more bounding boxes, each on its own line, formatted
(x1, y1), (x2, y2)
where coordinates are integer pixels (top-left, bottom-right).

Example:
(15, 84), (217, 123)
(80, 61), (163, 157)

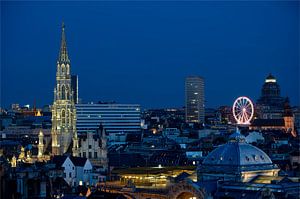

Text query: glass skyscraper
(185, 76), (205, 124)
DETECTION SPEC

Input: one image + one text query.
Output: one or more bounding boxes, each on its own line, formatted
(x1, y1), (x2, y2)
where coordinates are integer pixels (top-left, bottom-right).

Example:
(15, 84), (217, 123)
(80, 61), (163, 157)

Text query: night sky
(1, 1), (299, 109)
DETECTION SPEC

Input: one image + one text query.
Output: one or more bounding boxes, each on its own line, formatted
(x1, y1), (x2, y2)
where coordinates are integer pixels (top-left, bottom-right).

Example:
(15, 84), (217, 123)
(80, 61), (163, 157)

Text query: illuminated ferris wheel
(232, 96), (254, 125)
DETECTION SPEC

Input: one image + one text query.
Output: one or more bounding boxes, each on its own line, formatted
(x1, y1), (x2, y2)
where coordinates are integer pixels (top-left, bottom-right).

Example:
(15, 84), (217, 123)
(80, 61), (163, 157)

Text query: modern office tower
(51, 23), (78, 156)
(71, 75), (79, 104)
(76, 103), (141, 134)
(185, 76), (205, 124)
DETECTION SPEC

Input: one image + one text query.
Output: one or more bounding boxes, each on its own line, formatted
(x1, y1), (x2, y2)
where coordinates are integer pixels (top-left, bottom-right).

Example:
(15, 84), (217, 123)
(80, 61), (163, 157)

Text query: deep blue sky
(1, 1), (299, 109)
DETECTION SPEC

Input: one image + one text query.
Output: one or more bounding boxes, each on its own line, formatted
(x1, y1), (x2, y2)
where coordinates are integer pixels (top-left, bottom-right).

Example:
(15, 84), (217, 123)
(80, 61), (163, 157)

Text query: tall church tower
(51, 22), (78, 155)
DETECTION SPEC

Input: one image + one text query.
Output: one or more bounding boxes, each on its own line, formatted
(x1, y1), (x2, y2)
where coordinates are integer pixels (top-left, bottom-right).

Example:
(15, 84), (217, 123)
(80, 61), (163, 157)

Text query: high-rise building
(71, 75), (79, 104)
(76, 103), (141, 134)
(185, 76), (205, 124)
(51, 23), (78, 156)
(257, 74), (285, 107)
(256, 74), (285, 119)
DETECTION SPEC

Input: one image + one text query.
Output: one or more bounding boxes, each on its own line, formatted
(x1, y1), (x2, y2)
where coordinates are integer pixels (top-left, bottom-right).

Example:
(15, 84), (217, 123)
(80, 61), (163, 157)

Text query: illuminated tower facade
(38, 130), (44, 158)
(185, 76), (205, 124)
(51, 23), (78, 155)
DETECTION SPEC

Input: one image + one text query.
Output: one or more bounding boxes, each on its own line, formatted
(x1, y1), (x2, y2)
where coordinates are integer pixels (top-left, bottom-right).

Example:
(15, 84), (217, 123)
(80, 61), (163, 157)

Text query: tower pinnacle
(58, 21), (69, 63)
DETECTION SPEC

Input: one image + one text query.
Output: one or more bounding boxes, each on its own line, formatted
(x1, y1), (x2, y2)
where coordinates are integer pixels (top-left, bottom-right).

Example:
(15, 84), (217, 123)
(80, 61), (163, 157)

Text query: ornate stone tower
(51, 22), (78, 155)
(38, 130), (44, 158)
(99, 124), (108, 171)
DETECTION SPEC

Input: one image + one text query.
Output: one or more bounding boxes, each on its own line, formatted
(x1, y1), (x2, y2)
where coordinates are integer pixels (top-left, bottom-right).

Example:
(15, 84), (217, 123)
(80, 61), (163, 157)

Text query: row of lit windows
(77, 126), (141, 129)
(77, 115), (140, 118)
(76, 107), (139, 110)
(77, 120), (140, 123)
(80, 151), (98, 159)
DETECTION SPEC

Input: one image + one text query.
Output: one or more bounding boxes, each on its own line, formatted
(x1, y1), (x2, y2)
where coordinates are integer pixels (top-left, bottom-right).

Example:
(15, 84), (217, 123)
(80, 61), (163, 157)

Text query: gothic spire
(58, 21), (70, 63)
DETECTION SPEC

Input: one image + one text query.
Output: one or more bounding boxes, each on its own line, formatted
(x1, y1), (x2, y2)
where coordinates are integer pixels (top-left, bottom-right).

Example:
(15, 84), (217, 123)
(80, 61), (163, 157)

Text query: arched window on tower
(66, 86), (69, 100)
(62, 110), (66, 126)
(61, 85), (66, 100)
(69, 110), (72, 126)
(66, 64), (69, 74)
(61, 64), (65, 74)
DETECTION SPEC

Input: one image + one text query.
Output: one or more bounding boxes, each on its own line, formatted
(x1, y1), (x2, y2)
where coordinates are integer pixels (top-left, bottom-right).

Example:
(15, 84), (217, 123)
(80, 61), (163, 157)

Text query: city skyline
(1, 1), (299, 108)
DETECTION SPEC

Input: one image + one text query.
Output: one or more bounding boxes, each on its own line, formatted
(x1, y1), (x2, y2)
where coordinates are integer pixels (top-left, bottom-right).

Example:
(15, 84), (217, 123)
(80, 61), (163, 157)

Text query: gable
(62, 157), (75, 170)
(83, 159), (93, 170)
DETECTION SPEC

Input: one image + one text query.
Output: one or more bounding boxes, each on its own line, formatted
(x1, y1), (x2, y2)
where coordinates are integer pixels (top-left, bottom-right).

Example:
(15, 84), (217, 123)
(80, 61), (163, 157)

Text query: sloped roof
(52, 155), (68, 167)
(69, 156), (87, 167)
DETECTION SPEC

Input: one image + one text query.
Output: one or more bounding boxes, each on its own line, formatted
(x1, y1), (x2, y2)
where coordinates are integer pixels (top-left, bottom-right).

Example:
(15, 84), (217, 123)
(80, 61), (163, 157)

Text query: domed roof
(266, 73), (275, 80)
(202, 129), (272, 166)
(265, 73), (277, 83)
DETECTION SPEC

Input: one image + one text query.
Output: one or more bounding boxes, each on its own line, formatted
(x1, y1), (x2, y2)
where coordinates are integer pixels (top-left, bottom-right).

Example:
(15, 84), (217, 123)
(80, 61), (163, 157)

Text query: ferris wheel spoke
(240, 99), (245, 107)
(244, 113), (249, 122)
(239, 113), (244, 122)
(237, 114), (243, 121)
(236, 107), (242, 112)
(242, 99), (246, 106)
(243, 110), (249, 122)
(245, 103), (251, 109)
(246, 111), (252, 117)
(237, 100), (243, 108)
(239, 113), (243, 122)
(242, 112), (247, 122)
(245, 109), (251, 114)
(236, 111), (243, 117)
(242, 99), (245, 106)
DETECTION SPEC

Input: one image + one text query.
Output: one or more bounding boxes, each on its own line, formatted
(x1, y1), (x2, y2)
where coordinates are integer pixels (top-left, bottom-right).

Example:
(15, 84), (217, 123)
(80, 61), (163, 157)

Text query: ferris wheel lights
(232, 96), (254, 125)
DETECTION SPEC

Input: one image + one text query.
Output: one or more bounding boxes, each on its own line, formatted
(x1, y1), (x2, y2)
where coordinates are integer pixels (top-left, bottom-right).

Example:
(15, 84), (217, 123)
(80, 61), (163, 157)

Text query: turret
(72, 131), (79, 157)
(38, 130), (44, 158)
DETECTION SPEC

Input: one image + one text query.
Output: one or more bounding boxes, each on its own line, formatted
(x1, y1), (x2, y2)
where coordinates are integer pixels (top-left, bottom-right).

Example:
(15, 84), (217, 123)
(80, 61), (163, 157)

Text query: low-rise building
(52, 155), (96, 187)
(245, 131), (265, 144)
